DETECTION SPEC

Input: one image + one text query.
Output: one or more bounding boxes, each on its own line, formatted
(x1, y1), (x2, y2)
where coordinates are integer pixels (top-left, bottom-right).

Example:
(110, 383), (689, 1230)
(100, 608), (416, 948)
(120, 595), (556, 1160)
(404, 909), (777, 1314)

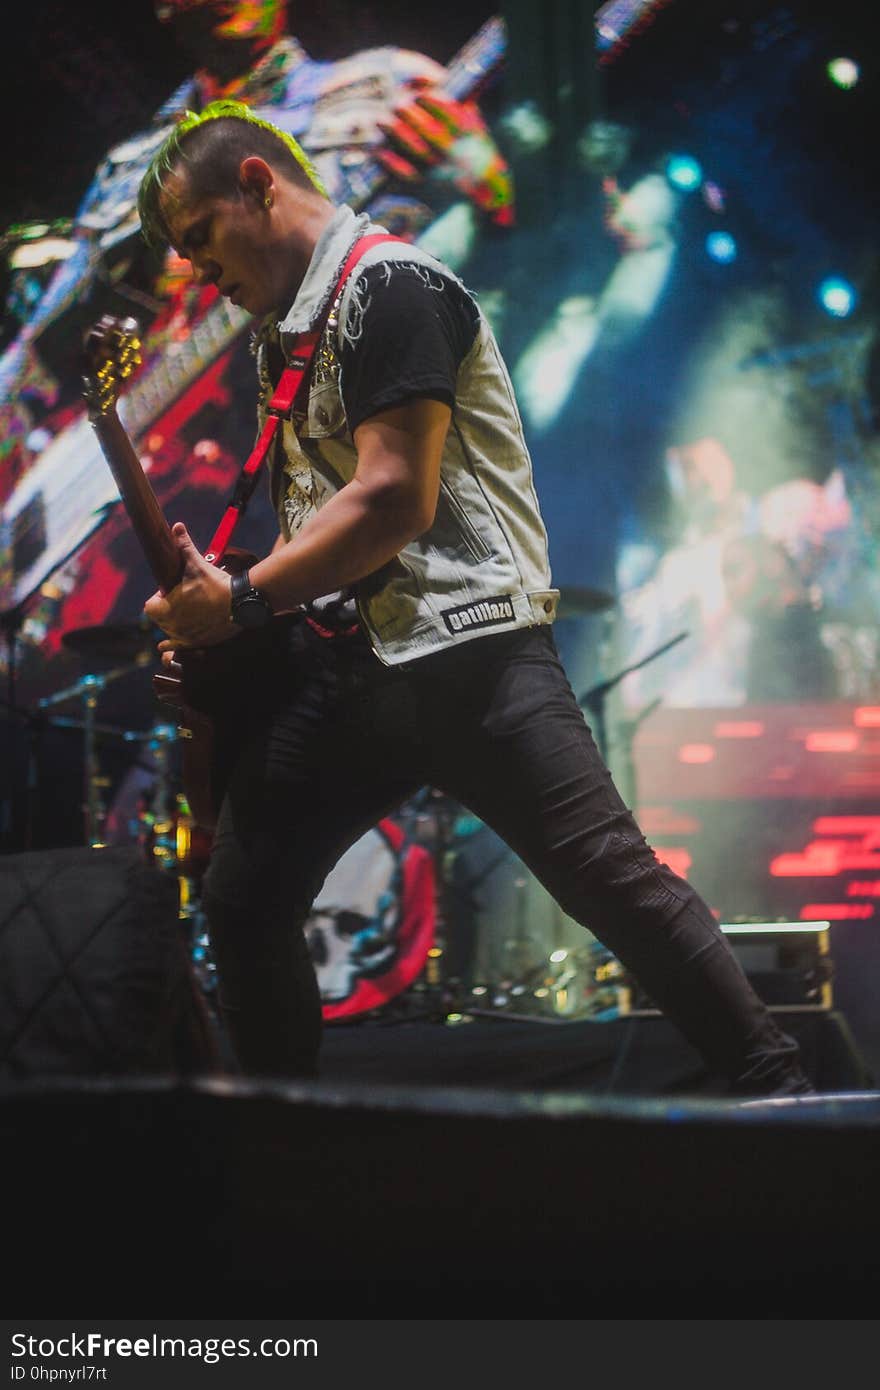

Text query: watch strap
(230, 569), (255, 604)
(229, 568), (273, 625)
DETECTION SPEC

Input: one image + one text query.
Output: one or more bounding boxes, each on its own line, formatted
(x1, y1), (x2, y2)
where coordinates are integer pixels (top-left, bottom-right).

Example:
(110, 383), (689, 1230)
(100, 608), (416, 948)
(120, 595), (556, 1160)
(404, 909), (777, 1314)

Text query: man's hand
(376, 81), (515, 227)
(144, 522), (239, 652)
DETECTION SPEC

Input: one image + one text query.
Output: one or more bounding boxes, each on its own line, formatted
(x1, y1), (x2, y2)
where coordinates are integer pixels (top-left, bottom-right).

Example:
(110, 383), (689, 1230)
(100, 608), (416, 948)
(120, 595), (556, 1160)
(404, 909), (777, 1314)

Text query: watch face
(234, 593), (271, 627)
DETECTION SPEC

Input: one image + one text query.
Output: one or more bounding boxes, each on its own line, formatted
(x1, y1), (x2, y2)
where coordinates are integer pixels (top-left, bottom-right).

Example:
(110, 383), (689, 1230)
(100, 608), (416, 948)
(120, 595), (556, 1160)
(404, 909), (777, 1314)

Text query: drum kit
(2, 583), (680, 1027)
(34, 616), (168, 851)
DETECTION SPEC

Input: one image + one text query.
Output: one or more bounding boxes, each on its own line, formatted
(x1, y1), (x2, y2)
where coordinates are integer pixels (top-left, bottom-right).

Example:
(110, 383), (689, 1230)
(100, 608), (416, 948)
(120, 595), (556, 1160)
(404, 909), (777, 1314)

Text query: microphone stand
(579, 632), (692, 1088)
(577, 630), (689, 764)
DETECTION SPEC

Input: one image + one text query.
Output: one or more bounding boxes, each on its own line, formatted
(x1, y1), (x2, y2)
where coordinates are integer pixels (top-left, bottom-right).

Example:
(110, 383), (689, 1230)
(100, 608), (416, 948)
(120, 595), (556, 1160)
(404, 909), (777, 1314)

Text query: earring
(264, 195), (273, 209)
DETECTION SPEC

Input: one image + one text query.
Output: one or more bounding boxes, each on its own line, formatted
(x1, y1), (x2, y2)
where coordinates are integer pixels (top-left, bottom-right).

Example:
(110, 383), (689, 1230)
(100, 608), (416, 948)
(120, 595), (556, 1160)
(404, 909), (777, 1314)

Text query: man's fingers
(414, 92), (484, 136)
(377, 115), (442, 165)
(375, 147), (421, 182)
(395, 102), (455, 151)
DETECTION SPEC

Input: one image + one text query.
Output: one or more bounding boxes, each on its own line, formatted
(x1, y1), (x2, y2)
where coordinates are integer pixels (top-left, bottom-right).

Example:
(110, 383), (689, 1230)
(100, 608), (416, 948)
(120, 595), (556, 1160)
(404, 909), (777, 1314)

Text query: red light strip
(800, 904), (875, 921)
(804, 731), (860, 753)
(713, 722), (765, 739)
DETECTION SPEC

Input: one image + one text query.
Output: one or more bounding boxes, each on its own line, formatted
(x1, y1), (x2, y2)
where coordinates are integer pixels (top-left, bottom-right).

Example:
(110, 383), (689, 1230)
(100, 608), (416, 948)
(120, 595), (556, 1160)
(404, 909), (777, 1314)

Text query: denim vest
(255, 206), (558, 665)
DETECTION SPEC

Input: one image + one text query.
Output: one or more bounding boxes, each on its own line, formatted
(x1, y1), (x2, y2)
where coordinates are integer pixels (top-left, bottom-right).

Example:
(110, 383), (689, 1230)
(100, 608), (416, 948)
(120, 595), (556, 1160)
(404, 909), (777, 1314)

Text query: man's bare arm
(144, 396), (451, 648)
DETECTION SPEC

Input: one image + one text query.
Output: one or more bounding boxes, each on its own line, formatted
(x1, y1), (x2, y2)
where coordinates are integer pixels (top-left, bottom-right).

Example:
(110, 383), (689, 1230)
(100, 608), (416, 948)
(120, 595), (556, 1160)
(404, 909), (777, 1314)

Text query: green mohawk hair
(137, 98), (328, 253)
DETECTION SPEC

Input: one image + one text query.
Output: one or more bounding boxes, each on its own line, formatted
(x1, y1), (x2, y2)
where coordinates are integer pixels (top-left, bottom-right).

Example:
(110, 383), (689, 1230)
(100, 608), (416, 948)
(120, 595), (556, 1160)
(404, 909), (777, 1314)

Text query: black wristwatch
(229, 569), (274, 629)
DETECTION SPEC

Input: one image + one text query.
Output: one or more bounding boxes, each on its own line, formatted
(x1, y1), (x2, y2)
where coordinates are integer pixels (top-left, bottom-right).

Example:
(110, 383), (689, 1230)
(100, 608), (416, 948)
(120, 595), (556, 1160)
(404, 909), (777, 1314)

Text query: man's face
(159, 164), (289, 319)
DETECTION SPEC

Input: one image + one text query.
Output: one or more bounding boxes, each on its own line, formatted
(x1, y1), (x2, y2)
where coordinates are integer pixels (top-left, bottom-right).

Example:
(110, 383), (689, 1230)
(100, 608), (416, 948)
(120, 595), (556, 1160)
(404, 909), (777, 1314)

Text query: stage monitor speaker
(628, 920), (834, 1013)
(0, 844), (219, 1078)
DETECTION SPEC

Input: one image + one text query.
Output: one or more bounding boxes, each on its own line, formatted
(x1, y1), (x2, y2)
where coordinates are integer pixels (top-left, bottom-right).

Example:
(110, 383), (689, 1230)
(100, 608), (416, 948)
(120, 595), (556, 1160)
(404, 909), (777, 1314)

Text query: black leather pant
(202, 620), (812, 1096)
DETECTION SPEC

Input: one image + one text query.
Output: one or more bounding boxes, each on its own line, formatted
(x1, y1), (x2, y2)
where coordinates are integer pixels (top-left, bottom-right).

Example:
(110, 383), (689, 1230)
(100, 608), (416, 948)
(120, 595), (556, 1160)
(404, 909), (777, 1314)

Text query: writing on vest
(442, 596), (515, 634)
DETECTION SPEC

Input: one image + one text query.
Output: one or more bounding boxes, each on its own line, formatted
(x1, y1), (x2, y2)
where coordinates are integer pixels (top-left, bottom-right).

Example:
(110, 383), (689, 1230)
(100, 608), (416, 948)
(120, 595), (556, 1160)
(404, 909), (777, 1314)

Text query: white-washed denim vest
(255, 206), (558, 664)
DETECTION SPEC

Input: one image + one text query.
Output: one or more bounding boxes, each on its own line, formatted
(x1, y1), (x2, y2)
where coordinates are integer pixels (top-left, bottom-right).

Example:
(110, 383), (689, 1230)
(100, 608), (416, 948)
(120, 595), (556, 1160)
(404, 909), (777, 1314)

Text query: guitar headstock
(82, 314), (142, 419)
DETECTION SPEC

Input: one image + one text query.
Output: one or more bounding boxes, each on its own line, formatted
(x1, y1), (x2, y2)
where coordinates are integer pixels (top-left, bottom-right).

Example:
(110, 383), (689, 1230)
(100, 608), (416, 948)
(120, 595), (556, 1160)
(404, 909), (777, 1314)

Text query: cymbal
(556, 586), (616, 617)
(62, 619), (159, 664)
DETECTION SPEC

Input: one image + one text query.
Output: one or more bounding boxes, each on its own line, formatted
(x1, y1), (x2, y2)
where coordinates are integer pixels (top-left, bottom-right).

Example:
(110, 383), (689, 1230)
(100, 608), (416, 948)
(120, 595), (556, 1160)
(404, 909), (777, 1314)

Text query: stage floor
(316, 1005), (876, 1097)
(4, 993), (879, 1317)
(4, 1064), (880, 1318)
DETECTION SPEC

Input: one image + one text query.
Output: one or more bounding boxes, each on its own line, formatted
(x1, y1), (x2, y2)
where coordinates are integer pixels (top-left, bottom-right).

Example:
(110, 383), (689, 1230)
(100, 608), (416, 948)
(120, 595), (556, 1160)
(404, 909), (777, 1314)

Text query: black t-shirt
(339, 263), (480, 433)
(294, 263), (480, 631)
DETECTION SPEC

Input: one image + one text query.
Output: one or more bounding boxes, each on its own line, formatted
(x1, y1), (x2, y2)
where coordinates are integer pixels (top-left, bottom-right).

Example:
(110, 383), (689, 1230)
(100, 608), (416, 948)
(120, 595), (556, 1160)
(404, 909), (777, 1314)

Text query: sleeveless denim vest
(255, 206), (558, 665)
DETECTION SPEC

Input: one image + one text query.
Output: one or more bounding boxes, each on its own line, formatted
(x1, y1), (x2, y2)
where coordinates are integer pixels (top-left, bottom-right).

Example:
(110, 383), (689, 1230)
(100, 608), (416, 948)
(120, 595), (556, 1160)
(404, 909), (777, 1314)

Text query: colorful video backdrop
(1, 2), (878, 992)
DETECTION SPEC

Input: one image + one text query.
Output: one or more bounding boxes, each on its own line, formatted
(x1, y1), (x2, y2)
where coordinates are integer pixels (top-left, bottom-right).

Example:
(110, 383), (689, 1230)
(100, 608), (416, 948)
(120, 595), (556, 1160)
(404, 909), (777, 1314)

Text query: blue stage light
(818, 276), (857, 318)
(706, 231), (737, 264)
(665, 154), (702, 191)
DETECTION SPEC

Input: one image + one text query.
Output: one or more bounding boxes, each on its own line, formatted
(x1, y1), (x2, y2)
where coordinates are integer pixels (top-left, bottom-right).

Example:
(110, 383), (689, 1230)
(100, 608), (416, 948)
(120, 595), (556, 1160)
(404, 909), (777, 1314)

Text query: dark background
(0, 0), (496, 229)
(3, 1), (879, 232)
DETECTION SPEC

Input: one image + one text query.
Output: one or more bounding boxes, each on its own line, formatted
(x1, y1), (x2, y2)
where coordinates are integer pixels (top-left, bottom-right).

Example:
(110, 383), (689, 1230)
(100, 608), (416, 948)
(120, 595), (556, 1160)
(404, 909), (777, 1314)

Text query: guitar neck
(444, 14), (506, 101)
(91, 408), (182, 593)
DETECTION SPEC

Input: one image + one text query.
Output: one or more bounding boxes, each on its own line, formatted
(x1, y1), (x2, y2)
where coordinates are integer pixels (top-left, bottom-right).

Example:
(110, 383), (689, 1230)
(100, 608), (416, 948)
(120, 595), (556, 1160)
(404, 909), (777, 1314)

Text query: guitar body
(159, 609), (309, 828)
(149, 545), (252, 831)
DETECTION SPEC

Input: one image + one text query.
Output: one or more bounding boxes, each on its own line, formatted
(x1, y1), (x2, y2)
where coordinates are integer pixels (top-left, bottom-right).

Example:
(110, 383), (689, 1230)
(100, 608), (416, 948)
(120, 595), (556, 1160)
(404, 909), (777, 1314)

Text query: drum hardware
(0, 595), (154, 849)
(440, 816), (637, 1025)
(60, 615), (160, 667)
(172, 805), (217, 998)
(118, 722), (216, 986)
(38, 661), (152, 848)
(89, 704), (216, 991)
(129, 721), (180, 872)
(459, 943), (631, 1023)
(33, 615), (158, 849)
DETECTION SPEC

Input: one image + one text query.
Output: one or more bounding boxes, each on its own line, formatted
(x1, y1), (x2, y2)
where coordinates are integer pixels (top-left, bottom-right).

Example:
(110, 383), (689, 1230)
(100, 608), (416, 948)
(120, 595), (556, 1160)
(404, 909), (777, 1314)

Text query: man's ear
(239, 155), (274, 206)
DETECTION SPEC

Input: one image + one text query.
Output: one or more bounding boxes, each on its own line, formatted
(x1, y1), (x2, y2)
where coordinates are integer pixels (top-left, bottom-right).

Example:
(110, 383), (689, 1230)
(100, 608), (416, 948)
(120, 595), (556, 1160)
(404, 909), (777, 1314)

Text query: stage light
(9, 237), (77, 270)
(818, 276), (857, 318)
(827, 57), (859, 89)
(702, 181), (726, 213)
(706, 231), (737, 264)
(665, 154), (702, 191)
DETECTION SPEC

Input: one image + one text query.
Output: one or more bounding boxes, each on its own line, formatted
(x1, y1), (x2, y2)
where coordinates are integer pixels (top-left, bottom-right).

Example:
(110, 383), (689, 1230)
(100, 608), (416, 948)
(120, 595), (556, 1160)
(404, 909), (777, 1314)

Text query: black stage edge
(4, 1065), (879, 1318)
(316, 1009), (874, 1096)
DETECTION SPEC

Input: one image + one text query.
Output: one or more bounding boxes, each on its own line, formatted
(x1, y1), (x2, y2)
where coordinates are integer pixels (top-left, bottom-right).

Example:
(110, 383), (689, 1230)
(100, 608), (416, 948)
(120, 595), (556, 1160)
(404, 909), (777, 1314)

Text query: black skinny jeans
(202, 620), (812, 1096)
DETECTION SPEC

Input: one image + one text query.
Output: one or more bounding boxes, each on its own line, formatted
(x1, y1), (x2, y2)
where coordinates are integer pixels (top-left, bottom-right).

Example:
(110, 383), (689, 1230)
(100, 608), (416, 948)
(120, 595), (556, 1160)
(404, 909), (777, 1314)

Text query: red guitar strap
(204, 231), (404, 564)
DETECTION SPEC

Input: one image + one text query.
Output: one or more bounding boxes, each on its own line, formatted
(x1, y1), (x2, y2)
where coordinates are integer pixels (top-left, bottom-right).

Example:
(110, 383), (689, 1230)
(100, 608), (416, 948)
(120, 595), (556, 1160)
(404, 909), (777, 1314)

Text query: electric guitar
(82, 313), (276, 831)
